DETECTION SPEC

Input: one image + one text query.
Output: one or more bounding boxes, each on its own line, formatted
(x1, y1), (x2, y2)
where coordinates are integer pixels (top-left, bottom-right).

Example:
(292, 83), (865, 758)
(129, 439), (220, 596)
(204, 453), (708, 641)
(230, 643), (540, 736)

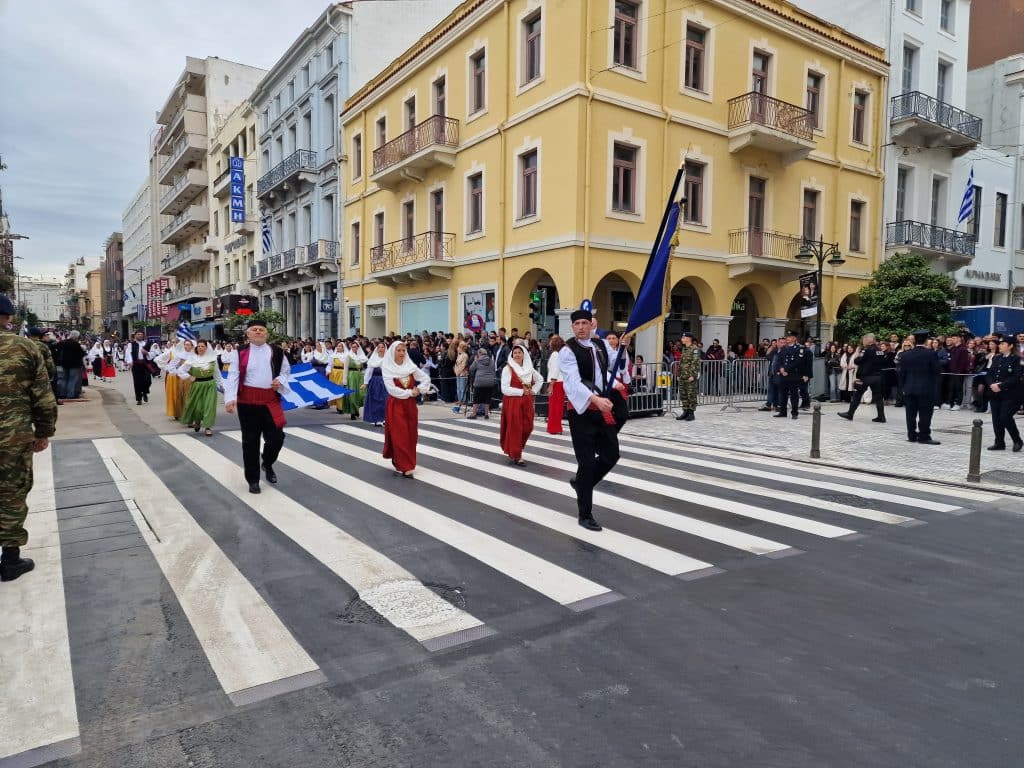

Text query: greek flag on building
(957, 166), (974, 227)
(261, 211), (273, 255)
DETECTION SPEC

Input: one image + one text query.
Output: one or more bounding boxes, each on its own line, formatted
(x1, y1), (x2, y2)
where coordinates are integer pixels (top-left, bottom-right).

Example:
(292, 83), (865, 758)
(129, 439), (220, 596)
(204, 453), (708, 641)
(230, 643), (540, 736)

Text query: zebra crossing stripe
(93, 438), (324, 706)
(313, 427), (715, 578)
(223, 432), (616, 611)
(414, 422), (855, 540)
(434, 422), (916, 526)
(161, 434), (493, 650)
(0, 448), (81, 767)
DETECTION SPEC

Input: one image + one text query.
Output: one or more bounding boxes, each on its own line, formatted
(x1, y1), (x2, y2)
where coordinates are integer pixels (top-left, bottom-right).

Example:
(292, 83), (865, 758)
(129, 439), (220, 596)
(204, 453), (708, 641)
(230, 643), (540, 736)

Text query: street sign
(229, 156), (245, 225)
(320, 300), (336, 313)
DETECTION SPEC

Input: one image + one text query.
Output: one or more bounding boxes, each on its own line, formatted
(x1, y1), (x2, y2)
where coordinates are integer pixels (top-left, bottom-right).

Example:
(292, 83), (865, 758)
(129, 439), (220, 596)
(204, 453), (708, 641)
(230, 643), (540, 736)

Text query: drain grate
(979, 470), (1024, 484)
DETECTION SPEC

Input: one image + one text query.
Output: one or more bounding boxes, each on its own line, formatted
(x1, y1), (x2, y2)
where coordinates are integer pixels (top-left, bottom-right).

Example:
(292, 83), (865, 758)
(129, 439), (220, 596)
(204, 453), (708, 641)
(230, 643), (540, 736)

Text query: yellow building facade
(339, 0), (887, 349)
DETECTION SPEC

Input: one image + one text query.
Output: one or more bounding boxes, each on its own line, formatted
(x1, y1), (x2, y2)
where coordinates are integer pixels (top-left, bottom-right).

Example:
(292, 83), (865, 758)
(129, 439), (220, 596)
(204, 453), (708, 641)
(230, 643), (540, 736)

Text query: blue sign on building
(229, 156), (246, 224)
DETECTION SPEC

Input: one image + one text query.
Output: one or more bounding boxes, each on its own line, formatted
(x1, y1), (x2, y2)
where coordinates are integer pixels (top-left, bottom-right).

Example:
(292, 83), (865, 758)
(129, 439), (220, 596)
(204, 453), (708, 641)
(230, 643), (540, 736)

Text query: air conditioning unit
(203, 236), (219, 254)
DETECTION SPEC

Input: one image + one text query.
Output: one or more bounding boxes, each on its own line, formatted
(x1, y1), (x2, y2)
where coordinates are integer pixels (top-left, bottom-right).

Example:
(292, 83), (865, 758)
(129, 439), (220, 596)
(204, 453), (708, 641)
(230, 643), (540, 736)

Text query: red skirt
(500, 394), (535, 461)
(383, 396), (418, 472)
(546, 380), (564, 435)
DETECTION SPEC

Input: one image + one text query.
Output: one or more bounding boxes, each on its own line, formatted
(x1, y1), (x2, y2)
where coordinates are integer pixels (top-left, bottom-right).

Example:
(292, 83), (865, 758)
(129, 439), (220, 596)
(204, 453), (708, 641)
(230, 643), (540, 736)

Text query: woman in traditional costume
(326, 343), (349, 413)
(155, 340), (190, 420)
(362, 342), (388, 426)
(545, 335), (565, 435)
(87, 341), (105, 381)
(342, 339), (368, 420)
(500, 342), (543, 466)
(178, 339), (219, 436)
(381, 341), (433, 477)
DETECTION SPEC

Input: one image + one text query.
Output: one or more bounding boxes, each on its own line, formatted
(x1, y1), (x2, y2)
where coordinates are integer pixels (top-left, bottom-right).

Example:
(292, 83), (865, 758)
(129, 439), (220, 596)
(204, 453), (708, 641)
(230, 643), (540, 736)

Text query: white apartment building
(250, 1), (461, 339)
(966, 53), (1024, 306)
(121, 178), (151, 324)
(797, 0), (983, 272)
(153, 56), (266, 325)
(16, 275), (63, 324)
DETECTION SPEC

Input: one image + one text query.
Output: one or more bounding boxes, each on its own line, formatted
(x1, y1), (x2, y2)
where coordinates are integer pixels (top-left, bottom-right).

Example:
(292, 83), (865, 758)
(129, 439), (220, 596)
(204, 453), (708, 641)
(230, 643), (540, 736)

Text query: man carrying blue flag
(224, 317), (290, 494)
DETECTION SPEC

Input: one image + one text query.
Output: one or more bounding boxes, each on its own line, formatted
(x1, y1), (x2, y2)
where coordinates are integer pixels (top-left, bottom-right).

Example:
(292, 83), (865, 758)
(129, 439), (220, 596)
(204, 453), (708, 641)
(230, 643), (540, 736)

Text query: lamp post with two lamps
(795, 235), (845, 343)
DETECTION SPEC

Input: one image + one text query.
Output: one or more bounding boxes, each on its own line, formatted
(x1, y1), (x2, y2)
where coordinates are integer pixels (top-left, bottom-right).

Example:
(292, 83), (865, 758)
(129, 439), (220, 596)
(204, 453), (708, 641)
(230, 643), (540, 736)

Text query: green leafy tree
(25, 311), (39, 327)
(834, 253), (958, 344)
(221, 309), (288, 344)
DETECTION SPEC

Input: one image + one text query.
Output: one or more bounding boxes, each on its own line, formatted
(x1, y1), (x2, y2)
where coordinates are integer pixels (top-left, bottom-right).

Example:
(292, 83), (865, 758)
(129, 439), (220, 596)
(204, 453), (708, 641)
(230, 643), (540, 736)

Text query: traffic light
(528, 302), (539, 321)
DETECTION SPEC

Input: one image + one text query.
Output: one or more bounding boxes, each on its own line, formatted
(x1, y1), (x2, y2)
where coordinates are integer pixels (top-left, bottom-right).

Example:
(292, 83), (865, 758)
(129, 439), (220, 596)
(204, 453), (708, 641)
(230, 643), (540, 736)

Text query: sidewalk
(613, 399), (1024, 495)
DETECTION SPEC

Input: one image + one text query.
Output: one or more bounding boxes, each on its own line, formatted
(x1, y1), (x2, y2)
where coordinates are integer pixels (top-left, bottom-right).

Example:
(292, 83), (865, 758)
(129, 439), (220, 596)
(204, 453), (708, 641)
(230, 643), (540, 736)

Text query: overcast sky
(0, 0), (336, 278)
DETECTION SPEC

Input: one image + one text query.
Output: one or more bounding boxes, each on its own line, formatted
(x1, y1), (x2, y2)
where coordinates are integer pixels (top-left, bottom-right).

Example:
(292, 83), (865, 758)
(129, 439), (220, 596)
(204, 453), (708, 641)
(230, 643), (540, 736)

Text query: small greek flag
(176, 320), (197, 342)
(122, 291), (130, 303)
(219, 362), (352, 410)
(957, 166), (974, 226)
(261, 211), (273, 255)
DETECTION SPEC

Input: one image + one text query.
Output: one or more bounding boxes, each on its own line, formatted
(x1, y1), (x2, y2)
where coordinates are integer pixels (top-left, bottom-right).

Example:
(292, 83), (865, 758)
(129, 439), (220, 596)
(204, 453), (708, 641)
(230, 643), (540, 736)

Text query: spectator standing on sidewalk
(896, 330), (940, 445)
(943, 332), (970, 411)
(0, 295), (58, 582)
(838, 334), (886, 424)
(985, 338), (1023, 452)
(675, 332), (700, 421)
(55, 331), (86, 400)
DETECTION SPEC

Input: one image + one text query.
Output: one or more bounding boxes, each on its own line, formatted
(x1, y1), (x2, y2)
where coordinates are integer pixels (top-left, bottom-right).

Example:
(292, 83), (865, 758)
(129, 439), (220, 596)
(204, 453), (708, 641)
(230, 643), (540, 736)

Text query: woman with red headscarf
(381, 340), (433, 477)
(500, 342), (543, 466)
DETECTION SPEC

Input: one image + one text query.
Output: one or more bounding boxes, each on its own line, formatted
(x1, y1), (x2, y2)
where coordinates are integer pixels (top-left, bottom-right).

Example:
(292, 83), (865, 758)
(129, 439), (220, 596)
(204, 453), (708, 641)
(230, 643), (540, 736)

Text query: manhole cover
(979, 470), (1024, 484)
(336, 581), (468, 625)
(813, 493), (868, 505)
(337, 598), (390, 626)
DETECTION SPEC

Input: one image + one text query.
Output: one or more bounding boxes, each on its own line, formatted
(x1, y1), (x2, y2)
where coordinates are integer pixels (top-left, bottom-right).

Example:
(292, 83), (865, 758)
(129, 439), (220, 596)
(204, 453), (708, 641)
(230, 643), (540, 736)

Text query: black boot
(0, 547), (35, 582)
(683, 409), (695, 421)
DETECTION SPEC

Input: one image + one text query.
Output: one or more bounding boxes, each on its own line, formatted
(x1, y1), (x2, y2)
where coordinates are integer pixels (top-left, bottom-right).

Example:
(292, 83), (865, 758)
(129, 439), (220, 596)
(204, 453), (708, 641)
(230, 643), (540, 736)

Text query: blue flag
(220, 362), (353, 411)
(624, 201), (681, 335)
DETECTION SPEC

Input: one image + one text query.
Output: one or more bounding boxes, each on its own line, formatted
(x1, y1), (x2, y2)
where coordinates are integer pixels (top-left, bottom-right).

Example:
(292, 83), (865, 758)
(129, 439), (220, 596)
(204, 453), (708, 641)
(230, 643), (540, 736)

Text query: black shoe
(837, 412), (852, 420)
(248, 483), (261, 494)
(987, 444), (1006, 451)
(136, 400), (142, 406)
(675, 412), (687, 420)
(142, 393), (148, 402)
(758, 406), (772, 412)
(907, 436), (917, 442)
(351, 413), (358, 421)
(872, 417), (886, 423)
(683, 410), (695, 421)
(1013, 442), (1023, 453)
(578, 516), (602, 532)
(774, 412), (787, 418)
(0, 548), (35, 582)
(264, 465), (277, 484)
(918, 439), (941, 445)
(569, 476), (578, 491)
(791, 413), (798, 419)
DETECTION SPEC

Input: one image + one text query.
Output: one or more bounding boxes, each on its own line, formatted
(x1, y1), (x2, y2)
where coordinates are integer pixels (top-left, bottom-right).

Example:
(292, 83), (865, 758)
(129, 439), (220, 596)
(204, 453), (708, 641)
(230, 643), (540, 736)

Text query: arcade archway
(509, 268), (561, 338)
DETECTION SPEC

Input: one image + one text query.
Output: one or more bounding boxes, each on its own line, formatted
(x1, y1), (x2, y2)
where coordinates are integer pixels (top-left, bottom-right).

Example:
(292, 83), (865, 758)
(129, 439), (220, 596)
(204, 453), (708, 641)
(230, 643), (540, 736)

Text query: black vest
(566, 338), (609, 393)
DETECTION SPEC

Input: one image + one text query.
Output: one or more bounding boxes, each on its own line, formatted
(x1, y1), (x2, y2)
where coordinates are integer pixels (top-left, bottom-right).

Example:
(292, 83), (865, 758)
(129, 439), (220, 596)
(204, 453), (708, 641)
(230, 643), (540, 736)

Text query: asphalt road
(2, 395), (1021, 768)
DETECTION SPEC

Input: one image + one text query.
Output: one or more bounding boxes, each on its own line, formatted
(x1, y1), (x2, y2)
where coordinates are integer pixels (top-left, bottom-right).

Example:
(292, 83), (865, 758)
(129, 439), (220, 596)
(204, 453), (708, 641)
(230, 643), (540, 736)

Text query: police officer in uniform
(986, 337), (1022, 452)
(0, 295), (58, 582)
(774, 330), (811, 419)
(674, 332), (700, 421)
(838, 333), (887, 423)
(896, 329), (941, 445)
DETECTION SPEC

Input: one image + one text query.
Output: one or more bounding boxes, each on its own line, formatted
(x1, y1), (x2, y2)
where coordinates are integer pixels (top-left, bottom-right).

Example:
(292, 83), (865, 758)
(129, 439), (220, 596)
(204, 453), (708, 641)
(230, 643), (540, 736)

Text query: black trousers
(567, 409), (620, 519)
(238, 403), (286, 484)
(990, 396), (1021, 447)
(777, 377), (801, 414)
(848, 376), (884, 419)
(131, 362), (151, 402)
(903, 393), (934, 441)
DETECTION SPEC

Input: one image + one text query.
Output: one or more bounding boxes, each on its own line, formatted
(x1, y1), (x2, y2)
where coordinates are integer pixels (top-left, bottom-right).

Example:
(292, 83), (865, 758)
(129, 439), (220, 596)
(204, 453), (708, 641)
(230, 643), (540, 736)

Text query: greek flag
(219, 362), (352, 410)
(261, 211), (273, 255)
(122, 290), (130, 303)
(957, 166), (974, 226)
(176, 320), (197, 342)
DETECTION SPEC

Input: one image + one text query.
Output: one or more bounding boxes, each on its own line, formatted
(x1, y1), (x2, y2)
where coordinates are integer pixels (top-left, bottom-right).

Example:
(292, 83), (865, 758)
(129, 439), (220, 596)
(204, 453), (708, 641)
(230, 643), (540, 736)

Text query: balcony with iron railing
(256, 150), (317, 198)
(727, 92), (816, 164)
(165, 282), (212, 304)
(161, 246), (211, 277)
(249, 240), (340, 284)
(160, 204), (210, 246)
(370, 231), (455, 284)
(885, 220), (976, 267)
(157, 133), (206, 184)
(158, 167), (209, 216)
(727, 228), (808, 278)
(890, 92), (982, 155)
(371, 115), (459, 189)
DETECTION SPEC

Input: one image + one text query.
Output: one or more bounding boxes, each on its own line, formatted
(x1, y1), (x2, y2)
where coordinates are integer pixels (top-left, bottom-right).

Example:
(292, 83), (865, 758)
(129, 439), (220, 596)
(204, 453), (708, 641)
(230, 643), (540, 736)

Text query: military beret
(0, 294), (15, 316)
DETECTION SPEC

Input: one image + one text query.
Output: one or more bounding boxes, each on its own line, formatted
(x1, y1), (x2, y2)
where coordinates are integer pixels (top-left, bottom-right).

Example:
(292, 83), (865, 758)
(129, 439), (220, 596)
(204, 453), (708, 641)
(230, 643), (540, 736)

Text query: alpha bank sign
(229, 157), (245, 224)
(963, 269), (1003, 283)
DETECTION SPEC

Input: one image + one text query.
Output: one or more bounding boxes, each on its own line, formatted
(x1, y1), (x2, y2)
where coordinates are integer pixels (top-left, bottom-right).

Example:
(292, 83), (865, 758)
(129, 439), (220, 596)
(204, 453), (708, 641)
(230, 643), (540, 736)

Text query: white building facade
(17, 275), (64, 324)
(121, 178), (152, 323)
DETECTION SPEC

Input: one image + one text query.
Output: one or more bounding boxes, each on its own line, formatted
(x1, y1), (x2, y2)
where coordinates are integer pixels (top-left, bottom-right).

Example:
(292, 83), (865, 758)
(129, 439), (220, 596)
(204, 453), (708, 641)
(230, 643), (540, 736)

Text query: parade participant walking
(774, 330), (811, 419)
(546, 336), (565, 435)
(87, 341), (105, 382)
(896, 330), (941, 445)
(341, 339), (368, 421)
(362, 342), (388, 426)
(838, 333), (887, 423)
(156, 340), (192, 420)
(124, 330), (152, 405)
(326, 343), (349, 413)
(500, 342), (543, 465)
(381, 341), (433, 477)
(224, 319), (291, 494)
(674, 332), (700, 421)
(986, 338), (1022, 452)
(0, 295), (58, 582)
(559, 308), (628, 532)
(178, 340), (220, 436)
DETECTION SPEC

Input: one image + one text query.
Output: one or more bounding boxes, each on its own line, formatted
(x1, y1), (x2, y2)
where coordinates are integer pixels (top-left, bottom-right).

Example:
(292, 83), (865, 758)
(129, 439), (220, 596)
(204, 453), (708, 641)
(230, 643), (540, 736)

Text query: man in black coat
(896, 330), (941, 445)
(839, 333), (887, 423)
(774, 330), (811, 419)
(986, 337), (1022, 451)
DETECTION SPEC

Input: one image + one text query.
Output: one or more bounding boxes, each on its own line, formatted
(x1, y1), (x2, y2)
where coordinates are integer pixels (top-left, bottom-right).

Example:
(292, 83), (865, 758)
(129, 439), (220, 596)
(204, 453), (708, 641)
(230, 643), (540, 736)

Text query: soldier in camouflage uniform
(27, 327), (56, 382)
(674, 332), (701, 421)
(0, 296), (58, 582)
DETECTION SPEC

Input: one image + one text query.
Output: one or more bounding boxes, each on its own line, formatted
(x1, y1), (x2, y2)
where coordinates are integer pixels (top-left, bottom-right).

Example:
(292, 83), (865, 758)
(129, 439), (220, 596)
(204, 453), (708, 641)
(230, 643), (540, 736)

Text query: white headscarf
(190, 341), (219, 366)
(367, 344), (386, 369)
(382, 340), (420, 379)
(506, 341), (537, 387)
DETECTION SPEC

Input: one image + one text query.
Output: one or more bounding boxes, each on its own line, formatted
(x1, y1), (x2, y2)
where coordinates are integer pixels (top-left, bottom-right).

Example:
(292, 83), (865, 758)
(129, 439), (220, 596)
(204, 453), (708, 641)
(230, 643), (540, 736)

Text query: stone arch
(590, 269), (641, 332)
(729, 287), (763, 349)
(731, 281), (777, 320)
(509, 268), (563, 337)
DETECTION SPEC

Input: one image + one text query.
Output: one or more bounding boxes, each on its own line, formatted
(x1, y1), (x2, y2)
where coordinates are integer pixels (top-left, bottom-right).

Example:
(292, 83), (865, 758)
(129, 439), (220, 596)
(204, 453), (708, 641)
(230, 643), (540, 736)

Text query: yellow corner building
(339, 0), (887, 351)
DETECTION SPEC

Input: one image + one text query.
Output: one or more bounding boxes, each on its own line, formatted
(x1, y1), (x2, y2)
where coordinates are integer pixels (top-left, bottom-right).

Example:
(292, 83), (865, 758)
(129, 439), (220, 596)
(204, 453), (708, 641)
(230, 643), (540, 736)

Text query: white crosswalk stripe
(223, 432), (619, 612)
(428, 421), (916, 526)
(0, 448), (81, 767)
(161, 434), (494, 651)
(94, 438), (325, 706)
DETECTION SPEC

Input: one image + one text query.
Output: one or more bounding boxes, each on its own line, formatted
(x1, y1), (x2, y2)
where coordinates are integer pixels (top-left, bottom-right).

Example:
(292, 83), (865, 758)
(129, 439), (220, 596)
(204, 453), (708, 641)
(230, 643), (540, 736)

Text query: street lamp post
(795, 236), (845, 342)
(126, 267), (146, 330)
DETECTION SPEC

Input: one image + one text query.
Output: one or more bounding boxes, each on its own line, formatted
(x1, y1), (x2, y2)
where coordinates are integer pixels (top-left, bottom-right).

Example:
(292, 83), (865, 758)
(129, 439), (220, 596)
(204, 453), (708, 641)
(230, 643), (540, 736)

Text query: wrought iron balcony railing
(307, 239), (338, 263)
(885, 220), (976, 258)
(890, 92), (982, 141)
(727, 92), (815, 142)
(728, 228), (804, 260)
(372, 115), (459, 175)
(256, 150), (318, 197)
(370, 231), (455, 273)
